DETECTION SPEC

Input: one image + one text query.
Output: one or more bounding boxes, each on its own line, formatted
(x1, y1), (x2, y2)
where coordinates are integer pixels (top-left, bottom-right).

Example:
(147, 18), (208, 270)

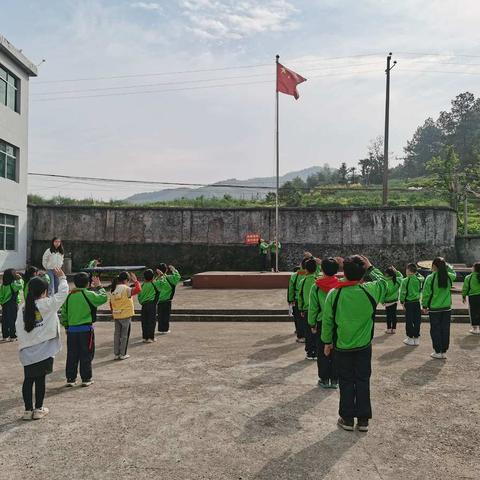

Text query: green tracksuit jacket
(384, 271), (404, 303)
(399, 273), (424, 303)
(156, 269), (181, 303)
(60, 287), (108, 327)
(297, 273), (316, 312)
(138, 280), (162, 304)
(321, 267), (387, 350)
(422, 265), (456, 311)
(462, 273), (480, 299)
(287, 270), (305, 303)
(0, 279), (24, 305)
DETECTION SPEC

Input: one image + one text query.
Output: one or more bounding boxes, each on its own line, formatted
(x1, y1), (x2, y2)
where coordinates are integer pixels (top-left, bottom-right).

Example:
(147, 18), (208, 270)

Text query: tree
(337, 162), (349, 185)
(278, 180), (303, 206)
(358, 136), (384, 185)
(402, 118), (444, 177)
(427, 144), (480, 226)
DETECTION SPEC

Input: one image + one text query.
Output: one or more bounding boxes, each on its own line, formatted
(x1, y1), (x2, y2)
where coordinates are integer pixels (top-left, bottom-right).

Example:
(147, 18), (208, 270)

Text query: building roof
(0, 34), (37, 77)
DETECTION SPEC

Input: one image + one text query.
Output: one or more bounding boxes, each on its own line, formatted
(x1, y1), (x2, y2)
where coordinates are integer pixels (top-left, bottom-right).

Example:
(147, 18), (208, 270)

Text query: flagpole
(275, 54), (280, 273)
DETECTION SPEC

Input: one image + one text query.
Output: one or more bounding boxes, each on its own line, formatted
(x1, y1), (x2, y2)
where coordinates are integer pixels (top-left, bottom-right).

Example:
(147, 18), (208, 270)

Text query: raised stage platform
(192, 271), (291, 289)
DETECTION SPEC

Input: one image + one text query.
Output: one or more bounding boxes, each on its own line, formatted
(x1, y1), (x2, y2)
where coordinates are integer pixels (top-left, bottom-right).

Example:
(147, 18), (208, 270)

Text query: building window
(0, 65), (19, 112)
(0, 214), (16, 251)
(0, 140), (17, 182)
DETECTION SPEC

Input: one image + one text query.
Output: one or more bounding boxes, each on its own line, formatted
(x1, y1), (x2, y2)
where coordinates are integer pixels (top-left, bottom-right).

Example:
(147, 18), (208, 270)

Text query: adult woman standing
(42, 238), (64, 295)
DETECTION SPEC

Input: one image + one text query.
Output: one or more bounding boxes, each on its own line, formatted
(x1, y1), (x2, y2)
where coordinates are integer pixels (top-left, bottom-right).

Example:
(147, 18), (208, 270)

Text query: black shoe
(329, 381), (339, 389)
(357, 418), (369, 432)
(337, 417), (354, 431)
(318, 379), (329, 389)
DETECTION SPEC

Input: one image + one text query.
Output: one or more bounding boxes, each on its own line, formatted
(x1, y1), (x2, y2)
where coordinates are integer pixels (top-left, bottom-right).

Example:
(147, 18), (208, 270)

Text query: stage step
(93, 312), (472, 323)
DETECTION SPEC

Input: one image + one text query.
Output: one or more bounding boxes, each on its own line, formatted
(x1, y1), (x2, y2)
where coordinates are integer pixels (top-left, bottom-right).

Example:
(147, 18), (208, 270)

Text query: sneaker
(430, 352), (443, 359)
(22, 410), (33, 421)
(305, 355), (317, 361)
(0, 338), (8, 343)
(337, 417), (354, 431)
(142, 339), (149, 343)
(392, 329), (396, 334)
(357, 418), (369, 432)
(470, 327), (476, 334)
(32, 407), (49, 420)
(296, 338), (306, 343)
(119, 354), (130, 360)
(65, 380), (76, 387)
(441, 353), (447, 359)
(81, 380), (94, 387)
(318, 379), (329, 389)
(7, 337), (13, 342)
(403, 337), (415, 346)
(114, 355), (121, 360)
(413, 338), (420, 346)
(329, 381), (339, 389)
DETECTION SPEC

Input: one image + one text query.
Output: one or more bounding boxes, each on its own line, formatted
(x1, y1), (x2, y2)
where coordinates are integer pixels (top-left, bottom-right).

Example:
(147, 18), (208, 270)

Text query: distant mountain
(125, 166), (323, 204)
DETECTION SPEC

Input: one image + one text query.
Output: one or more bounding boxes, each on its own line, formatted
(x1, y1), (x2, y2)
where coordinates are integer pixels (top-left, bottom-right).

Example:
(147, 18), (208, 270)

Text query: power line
(32, 62), (384, 97)
(33, 53), (385, 84)
(31, 69), (381, 102)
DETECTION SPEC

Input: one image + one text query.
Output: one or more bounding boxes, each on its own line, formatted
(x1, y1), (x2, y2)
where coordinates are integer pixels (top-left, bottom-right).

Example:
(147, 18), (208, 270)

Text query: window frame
(0, 64), (19, 113)
(0, 139), (18, 182)
(0, 213), (17, 251)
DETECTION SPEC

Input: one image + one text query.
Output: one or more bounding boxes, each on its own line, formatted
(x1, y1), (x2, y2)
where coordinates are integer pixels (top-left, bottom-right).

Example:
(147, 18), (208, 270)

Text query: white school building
(0, 34), (37, 271)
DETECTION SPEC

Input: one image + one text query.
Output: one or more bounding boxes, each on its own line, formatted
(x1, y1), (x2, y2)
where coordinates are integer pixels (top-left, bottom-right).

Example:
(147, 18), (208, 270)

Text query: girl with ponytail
(15, 268), (68, 420)
(462, 262), (480, 334)
(422, 257), (457, 359)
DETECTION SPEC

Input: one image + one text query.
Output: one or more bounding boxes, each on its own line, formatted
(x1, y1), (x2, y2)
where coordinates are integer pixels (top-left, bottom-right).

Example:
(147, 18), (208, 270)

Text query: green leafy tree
(337, 162), (349, 185)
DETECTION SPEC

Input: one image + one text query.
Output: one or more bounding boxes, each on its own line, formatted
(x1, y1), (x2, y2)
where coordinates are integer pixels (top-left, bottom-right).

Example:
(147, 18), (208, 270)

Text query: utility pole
(383, 52), (397, 206)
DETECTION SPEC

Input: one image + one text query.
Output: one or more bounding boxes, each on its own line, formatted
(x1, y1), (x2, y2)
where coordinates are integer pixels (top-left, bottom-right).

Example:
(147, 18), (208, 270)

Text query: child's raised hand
(91, 276), (101, 288)
(130, 272), (137, 282)
(53, 268), (65, 278)
(360, 255), (372, 268)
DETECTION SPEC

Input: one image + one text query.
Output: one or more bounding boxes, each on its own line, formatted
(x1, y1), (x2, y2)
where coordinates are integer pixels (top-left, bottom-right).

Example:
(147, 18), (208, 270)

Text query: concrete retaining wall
(27, 205), (457, 273)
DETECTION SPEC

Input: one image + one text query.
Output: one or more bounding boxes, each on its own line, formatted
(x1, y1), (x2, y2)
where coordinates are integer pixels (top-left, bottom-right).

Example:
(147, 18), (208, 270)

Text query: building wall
(0, 49), (31, 271)
(28, 205), (458, 273)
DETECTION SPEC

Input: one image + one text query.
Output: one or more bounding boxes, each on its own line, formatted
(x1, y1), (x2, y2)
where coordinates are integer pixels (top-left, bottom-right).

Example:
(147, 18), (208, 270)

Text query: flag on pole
(276, 63), (306, 100)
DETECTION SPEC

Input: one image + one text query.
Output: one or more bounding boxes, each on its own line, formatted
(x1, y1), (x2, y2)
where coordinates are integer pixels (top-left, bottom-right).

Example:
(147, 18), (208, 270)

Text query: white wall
(0, 50), (30, 271)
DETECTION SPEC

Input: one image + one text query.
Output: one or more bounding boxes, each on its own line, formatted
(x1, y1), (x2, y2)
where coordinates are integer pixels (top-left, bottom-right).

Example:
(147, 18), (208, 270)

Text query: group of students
(0, 261), (181, 421)
(258, 238), (281, 271)
(287, 253), (479, 432)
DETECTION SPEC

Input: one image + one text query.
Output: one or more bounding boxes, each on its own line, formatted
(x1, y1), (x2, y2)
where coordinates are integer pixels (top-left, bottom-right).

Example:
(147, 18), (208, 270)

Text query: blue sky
(3, 0), (480, 198)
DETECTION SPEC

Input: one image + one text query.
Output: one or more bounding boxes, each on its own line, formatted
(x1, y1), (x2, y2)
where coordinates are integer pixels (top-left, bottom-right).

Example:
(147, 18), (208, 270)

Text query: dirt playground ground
(0, 322), (479, 480)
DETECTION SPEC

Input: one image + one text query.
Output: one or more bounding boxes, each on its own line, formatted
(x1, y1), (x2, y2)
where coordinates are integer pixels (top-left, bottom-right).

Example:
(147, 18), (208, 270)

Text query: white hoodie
(42, 248), (64, 270)
(16, 276), (69, 351)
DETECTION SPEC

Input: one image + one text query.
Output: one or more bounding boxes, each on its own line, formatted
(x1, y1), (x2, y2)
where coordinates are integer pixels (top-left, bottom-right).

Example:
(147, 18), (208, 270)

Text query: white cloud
(180, 0), (298, 39)
(130, 2), (162, 11)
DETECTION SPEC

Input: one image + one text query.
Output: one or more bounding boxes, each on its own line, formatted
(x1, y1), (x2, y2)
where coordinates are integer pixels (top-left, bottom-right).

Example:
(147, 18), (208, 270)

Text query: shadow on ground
(252, 429), (361, 480)
(253, 334), (295, 347)
(456, 334), (480, 350)
(248, 343), (300, 364)
(377, 345), (416, 364)
(400, 359), (445, 387)
(237, 387), (333, 444)
(240, 359), (312, 390)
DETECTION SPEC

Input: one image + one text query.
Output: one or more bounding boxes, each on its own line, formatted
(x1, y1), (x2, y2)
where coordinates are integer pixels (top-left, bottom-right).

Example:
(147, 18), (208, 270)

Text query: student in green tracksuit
(138, 269), (161, 342)
(23, 266), (50, 300)
(400, 264), (424, 346)
(421, 257), (456, 360)
(322, 255), (387, 432)
(308, 257), (341, 388)
(462, 262), (480, 335)
(288, 259), (308, 342)
(155, 264), (181, 334)
(60, 272), (108, 386)
(0, 269), (24, 341)
(297, 258), (319, 360)
(383, 266), (403, 334)
(258, 239), (271, 272)
(270, 240), (281, 271)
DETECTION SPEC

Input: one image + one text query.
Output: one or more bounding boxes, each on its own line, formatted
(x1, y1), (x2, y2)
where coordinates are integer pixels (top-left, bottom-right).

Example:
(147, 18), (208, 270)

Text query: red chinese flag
(277, 63), (306, 100)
